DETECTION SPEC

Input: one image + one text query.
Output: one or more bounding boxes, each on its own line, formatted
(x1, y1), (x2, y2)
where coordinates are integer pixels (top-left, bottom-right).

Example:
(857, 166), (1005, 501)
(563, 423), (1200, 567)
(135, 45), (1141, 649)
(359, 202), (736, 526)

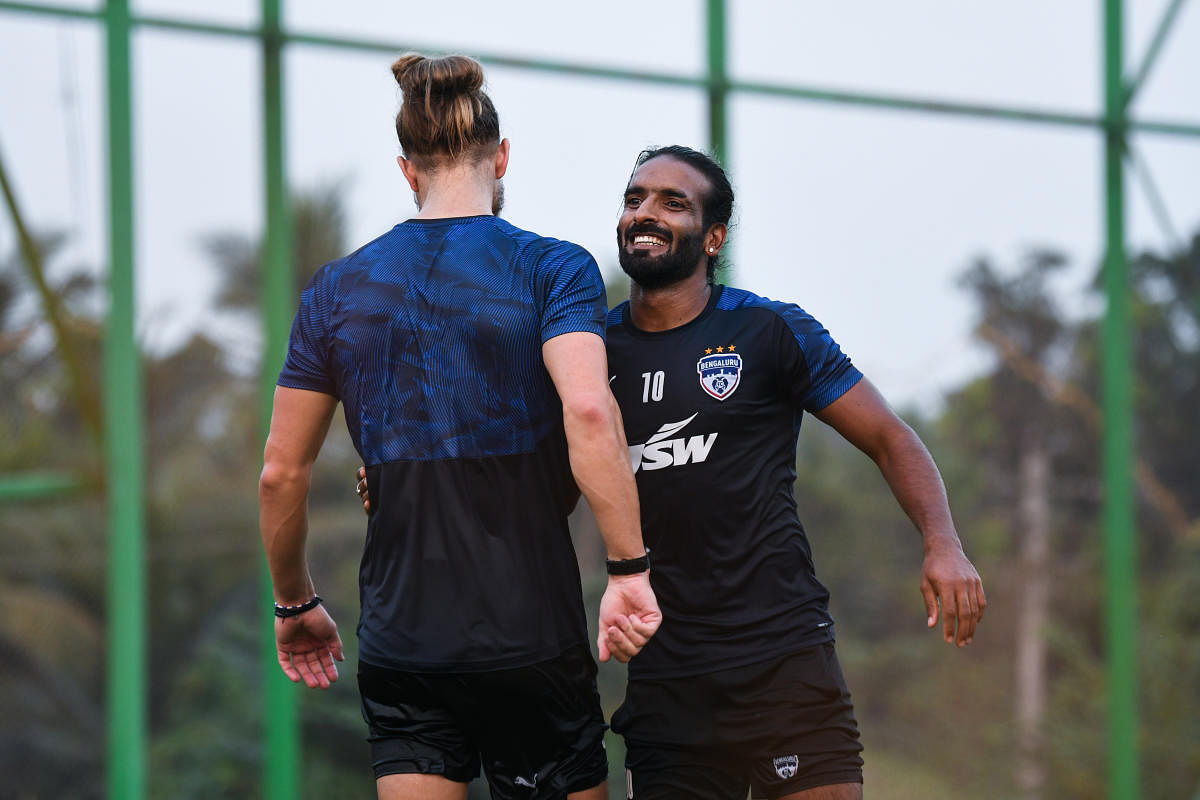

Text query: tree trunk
(1015, 432), (1050, 799)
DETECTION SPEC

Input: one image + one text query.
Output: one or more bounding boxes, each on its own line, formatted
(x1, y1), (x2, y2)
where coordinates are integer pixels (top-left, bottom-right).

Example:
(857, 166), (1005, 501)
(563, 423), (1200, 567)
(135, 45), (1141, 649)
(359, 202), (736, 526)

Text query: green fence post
(0, 473), (86, 501)
(706, 0), (730, 282)
(1103, 1), (1138, 798)
(706, 0), (728, 166)
(259, 1), (300, 797)
(103, 0), (147, 797)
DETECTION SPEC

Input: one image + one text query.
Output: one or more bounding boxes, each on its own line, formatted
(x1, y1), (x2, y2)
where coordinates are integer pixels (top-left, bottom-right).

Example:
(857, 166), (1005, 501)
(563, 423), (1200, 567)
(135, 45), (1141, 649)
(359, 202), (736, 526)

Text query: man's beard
(618, 225), (706, 290)
(492, 179), (505, 215)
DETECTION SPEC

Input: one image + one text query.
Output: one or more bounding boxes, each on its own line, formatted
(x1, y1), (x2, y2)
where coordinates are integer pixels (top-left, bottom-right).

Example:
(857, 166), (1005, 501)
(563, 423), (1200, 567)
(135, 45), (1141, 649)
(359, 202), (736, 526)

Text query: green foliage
(1138, 544), (1200, 797)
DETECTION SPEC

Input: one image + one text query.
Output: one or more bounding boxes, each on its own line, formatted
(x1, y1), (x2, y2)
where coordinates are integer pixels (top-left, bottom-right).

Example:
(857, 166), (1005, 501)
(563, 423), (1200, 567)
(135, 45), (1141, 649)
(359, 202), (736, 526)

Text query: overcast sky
(1, 0), (1198, 411)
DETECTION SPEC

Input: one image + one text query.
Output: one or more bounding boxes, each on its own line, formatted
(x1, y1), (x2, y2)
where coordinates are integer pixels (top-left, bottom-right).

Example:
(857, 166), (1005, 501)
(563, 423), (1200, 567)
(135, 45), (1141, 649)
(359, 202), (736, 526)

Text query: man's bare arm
(815, 377), (987, 647)
(543, 331), (661, 662)
(260, 386), (338, 599)
(543, 332), (643, 560)
(259, 385), (344, 687)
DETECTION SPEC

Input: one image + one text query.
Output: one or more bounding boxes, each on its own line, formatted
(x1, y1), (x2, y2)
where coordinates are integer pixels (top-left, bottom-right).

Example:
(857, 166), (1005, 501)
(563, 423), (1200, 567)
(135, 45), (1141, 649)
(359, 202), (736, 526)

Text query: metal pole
(0, 472), (86, 501)
(103, 0), (146, 797)
(260, 1), (299, 797)
(1128, 146), (1183, 252)
(1124, 0), (1190, 106)
(1103, 1), (1139, 797)
(706, 0), (731, 283)
(706, 0), (727, 166)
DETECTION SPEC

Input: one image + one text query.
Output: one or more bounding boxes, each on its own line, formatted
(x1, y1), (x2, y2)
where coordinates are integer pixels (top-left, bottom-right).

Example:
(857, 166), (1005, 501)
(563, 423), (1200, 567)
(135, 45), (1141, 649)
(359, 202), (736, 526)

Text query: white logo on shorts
(514, 772), (538, 788)
(773, 754), (799, 779)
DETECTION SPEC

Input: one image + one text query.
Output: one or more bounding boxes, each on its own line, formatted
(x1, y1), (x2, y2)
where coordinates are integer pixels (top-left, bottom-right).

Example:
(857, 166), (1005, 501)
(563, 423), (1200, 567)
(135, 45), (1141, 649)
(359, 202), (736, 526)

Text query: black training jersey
(279, 215), (605, 672)
(606, 285), (863, 679)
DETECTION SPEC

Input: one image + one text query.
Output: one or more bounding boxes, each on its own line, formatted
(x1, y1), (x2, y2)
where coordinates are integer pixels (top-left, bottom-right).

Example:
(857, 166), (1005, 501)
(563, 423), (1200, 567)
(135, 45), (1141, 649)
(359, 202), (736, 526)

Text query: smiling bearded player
(602, 145), (987, 800)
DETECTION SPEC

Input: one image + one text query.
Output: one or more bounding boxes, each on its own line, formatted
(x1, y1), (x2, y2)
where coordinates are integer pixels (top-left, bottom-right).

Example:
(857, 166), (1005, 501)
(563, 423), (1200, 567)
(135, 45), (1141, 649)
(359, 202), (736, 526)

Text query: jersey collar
(620, 284), (725, 338)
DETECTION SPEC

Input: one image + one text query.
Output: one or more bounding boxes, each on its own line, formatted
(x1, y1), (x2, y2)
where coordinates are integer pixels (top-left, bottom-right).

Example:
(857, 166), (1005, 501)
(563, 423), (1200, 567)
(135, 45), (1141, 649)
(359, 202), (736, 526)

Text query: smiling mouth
(629, 231), (670, 248)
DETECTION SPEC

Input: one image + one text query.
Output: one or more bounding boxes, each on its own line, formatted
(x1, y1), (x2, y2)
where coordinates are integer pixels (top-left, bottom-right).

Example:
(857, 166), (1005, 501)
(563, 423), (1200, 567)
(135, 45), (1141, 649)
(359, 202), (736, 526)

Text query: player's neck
(629, 269), (711, 332)
(412, 167), (495, 219)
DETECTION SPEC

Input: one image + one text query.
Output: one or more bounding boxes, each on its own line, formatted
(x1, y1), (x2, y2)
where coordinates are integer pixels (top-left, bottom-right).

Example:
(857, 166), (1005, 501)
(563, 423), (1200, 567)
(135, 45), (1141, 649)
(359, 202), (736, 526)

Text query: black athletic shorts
(611, 642), (863, 799)
(358, 644), (609, 799)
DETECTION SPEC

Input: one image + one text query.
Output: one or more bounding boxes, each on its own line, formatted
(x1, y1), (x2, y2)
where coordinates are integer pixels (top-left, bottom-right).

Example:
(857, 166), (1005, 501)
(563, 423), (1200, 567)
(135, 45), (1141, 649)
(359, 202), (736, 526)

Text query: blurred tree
(933, 232), (1200, 798)
(0, 234), (103, 478)
(957, 251), (1074, 800)
(0, 236), (107, 798)
(1125, 233), (1200, 531)
(202, 181), (348, 320)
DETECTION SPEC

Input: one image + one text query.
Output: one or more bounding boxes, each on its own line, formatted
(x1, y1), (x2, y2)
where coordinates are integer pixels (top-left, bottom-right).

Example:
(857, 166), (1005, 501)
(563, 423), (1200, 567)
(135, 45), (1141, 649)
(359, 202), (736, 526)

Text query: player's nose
(632, 202), (659, 224)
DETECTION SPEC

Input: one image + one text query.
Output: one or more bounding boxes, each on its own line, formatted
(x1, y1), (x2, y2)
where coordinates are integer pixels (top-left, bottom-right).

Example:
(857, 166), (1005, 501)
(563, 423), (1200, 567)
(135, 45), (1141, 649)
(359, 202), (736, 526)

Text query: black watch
(606, 550), (650, 576)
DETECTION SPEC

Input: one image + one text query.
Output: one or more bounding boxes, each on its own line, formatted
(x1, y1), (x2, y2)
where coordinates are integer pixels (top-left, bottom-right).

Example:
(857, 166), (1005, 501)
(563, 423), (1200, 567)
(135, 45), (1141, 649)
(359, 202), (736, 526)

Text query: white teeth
(633, 235), (667, 246)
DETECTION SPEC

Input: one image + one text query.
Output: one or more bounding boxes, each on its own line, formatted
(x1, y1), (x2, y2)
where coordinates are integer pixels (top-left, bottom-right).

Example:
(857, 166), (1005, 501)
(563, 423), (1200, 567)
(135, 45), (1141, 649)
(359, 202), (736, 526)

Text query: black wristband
(274, 595), (323, 618)
(606, 550), (650, 576)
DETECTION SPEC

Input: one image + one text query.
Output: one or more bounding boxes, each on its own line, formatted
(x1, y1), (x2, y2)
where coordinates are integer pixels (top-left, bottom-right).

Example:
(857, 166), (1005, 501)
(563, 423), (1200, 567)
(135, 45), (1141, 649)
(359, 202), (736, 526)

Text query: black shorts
(611, 642), (863, 799)
(358, 644), (609, 799)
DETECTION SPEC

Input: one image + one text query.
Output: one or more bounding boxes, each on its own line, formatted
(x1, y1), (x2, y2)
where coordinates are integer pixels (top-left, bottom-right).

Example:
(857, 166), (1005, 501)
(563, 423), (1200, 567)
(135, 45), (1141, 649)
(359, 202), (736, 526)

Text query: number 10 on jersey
(642, 371), (664, 403)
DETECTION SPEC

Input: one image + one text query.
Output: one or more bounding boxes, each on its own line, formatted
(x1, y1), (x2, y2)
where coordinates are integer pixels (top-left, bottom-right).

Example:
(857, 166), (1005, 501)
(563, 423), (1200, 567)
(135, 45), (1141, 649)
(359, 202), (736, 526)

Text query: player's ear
(704, 223), (727, 257)
(397, 155), (421, 193)
(493, 138), (510, 179)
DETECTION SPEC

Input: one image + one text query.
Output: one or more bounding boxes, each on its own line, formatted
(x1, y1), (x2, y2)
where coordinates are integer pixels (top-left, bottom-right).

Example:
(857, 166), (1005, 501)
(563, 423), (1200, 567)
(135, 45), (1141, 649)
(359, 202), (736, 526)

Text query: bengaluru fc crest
(773, 754), (799, 779)
(697, 351), (743, 401)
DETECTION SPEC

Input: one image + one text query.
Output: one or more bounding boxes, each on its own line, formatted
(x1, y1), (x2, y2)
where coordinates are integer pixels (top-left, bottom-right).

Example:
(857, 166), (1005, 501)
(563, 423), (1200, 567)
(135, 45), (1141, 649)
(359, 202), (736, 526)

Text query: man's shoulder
(299, 254), (348, 298)
(496, 218), (594, 265)
(316, 225), (406, 278)
(716, 285), (805, 317)
(716, 285), (828, 336)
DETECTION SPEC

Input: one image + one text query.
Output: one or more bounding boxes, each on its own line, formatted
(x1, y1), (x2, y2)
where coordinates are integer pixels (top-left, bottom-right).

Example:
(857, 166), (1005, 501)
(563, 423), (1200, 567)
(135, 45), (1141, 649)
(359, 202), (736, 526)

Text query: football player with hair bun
(260, 52), (659, 800)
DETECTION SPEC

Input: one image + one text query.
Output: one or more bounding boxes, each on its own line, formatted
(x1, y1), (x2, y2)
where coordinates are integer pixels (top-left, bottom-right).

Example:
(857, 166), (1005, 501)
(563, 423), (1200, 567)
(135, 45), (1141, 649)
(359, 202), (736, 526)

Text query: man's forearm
(542, 331), (647, 561)
(259, 465), (316, 603)
(257, 387), (337, 604)
(563, 393), (646, 561)
(874, 425), (963, 554)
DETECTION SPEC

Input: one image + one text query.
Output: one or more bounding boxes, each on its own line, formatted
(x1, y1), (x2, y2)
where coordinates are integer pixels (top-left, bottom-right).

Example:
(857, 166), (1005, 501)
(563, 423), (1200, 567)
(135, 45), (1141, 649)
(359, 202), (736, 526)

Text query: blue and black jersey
(279, 215), (606, 672)
(606, 285), (863, 679)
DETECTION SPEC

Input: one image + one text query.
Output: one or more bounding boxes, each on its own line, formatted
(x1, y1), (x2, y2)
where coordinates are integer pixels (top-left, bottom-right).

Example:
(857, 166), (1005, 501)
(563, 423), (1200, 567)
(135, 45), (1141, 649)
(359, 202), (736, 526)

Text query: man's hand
(275, 605), (345, 689)
(597, 572), (662, 663)
(921, 544), (987, 647)
(356, 466), (370, 513)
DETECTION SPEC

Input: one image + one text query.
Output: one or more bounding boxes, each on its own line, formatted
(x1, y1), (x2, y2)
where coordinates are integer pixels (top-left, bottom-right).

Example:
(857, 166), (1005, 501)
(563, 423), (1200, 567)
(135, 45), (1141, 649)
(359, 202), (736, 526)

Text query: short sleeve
(775, 306), (862, 412)
(277, 267), (337, 396)
(535, 242), (607, 342)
